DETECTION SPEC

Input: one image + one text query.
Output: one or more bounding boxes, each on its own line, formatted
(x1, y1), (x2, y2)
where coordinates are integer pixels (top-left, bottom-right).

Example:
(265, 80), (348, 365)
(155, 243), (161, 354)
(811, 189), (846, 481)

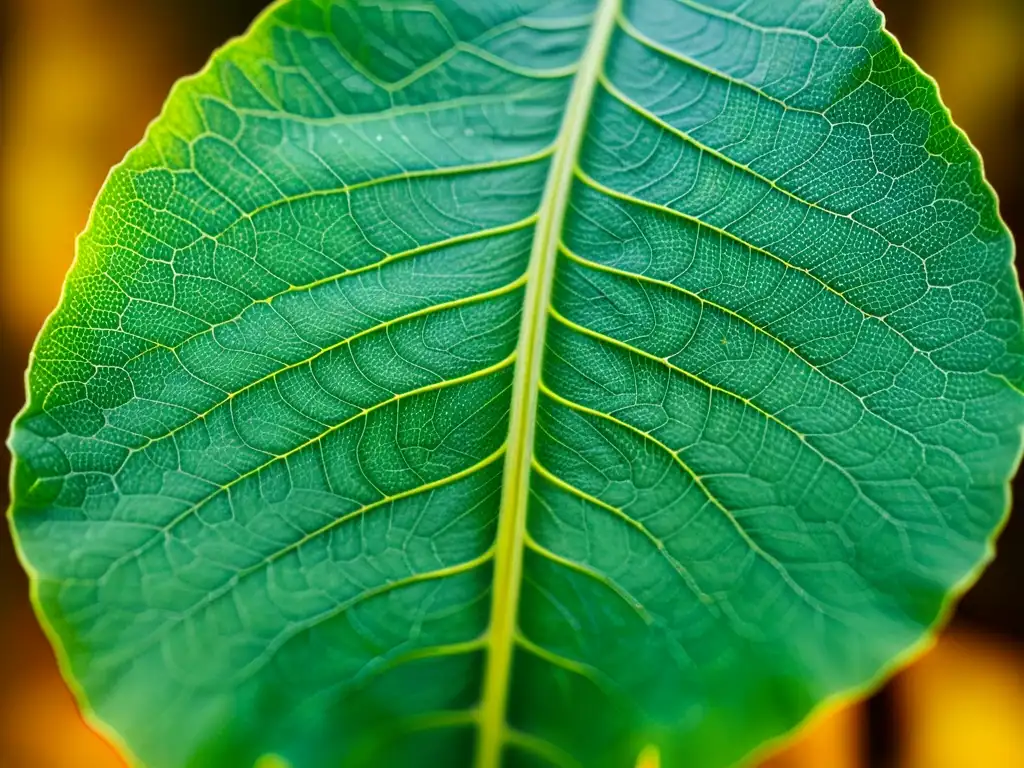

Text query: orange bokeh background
(1, 1), (1021, 766)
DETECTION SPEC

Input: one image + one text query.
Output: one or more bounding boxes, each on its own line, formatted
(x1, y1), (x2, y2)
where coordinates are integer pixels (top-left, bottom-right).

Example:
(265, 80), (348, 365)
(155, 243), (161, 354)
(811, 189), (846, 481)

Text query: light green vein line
(531, 458), (715, 605)
(239, 446), (505, 585)
(504, 728), (582, 768)
(523, 532), (653, 626)
(598, 74), (866, 223)
(572, 167), (925, 353)
(547, 277), (918, 530)
(333, 14), (543, 92)
(105, 533), (500, 675)
(549, 301), (810, 437)
(473, 10), (595, 48)
(671, 0), (824, 42)
(403, 709), (480, 732)
(244, 548), (499, 677)
(274, 643), (492, 742)
(598, 72), (925, 256)
(615, 14), (822, 115)
(285, 638), (492, 707)
(120, 214), (536, 384)
(391, 636), (489, 666)
(994, 372), (1024, 398)
(513, 632), (616, 694)
(330, 638), (491, 701)
(127, 277), (528, 453)
(478, 0), (620, 764)
(557, 246), (970, 481)
(537, 373), (834, 619)
(99, 356), (517, 580)
(316, 4), (575, 96)
(313, 5), (459, 94)
(472, 47), (581, 80)
(313, 7), (405, 91)
(557, 244), (841, 386)
(558, 245), (946, 489)
(245, 215), (533, 310)
(155, 214), (536, 356)
(388, 42), (579, 92)
(241, 145), (555, 221)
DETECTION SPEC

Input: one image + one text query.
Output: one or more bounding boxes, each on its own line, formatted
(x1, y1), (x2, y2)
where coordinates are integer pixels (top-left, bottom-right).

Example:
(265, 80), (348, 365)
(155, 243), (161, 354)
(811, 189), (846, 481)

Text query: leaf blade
(8, 1), (1023, 767)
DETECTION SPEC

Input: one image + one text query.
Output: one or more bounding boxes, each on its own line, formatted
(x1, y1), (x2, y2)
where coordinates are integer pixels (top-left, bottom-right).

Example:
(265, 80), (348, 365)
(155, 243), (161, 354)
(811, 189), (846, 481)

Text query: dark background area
(1, 1), (1021, 766)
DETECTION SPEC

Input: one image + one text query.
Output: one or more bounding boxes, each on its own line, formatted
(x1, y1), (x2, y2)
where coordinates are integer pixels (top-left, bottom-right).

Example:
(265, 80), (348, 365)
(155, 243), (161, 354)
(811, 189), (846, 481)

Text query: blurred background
(0, 1), (1021, 766)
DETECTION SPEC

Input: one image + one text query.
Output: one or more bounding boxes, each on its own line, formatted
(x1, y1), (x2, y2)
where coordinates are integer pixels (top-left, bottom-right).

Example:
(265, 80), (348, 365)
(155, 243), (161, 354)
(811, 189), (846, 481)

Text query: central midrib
(476, 0), (621, 765)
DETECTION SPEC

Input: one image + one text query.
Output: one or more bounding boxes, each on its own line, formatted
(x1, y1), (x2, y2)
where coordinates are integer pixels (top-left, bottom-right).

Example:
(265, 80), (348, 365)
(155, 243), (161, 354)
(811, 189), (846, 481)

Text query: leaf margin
(4, 1), (1020, 767)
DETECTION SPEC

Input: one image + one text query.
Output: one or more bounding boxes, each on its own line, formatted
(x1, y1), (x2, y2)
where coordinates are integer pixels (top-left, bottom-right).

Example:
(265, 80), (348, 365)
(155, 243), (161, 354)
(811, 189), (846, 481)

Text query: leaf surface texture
(9, 1), (1024, 766)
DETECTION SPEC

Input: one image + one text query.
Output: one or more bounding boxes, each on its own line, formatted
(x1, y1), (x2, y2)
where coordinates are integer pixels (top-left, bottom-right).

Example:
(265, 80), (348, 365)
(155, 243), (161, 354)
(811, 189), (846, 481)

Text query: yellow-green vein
(477, 0), (621, 764)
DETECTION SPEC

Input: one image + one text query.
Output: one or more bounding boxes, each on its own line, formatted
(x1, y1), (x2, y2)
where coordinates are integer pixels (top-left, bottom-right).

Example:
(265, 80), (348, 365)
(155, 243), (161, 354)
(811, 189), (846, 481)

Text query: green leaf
(8, 0), (1023, 766)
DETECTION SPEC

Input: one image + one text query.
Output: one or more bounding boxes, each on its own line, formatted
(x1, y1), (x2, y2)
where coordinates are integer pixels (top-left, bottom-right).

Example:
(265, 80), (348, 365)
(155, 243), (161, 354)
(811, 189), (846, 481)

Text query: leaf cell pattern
(9, 1), (1023, 767)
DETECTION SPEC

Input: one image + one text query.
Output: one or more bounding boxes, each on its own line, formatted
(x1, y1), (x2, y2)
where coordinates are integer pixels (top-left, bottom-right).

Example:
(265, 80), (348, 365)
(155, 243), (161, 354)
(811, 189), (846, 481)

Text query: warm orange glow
(0, 1), (175, 763)
(760, 702), (862, 768)
(913, 0), (1022, 149)
(0, 0), (177, 345)
(0, 615), (126, 767)
(901, 632), (1024, 768)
